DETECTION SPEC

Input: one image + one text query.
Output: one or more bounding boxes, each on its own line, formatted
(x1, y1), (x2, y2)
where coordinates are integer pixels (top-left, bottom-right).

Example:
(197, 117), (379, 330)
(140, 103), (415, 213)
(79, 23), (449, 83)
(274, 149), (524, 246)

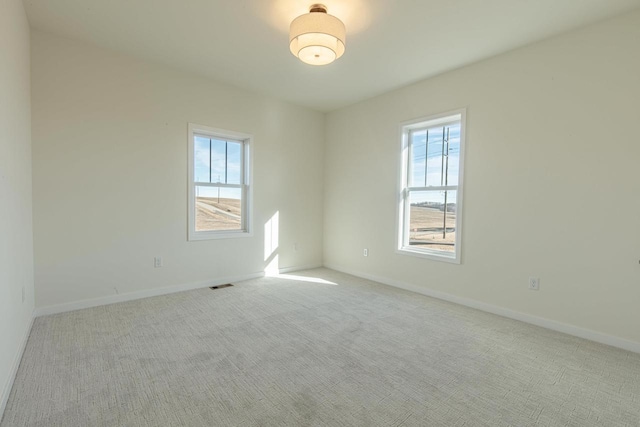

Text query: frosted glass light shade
(289, 6), (346, 66)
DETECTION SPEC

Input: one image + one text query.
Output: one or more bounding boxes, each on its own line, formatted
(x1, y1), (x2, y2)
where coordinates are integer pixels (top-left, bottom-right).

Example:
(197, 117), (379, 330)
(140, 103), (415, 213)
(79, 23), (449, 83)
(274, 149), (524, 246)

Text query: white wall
(31, 31), (325, 309)
(0, 0), (34, 415)
(325, 11), (640, 345)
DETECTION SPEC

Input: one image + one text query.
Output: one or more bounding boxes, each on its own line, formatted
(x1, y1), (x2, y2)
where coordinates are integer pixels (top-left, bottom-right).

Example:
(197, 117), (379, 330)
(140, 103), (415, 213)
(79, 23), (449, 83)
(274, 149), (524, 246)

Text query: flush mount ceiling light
(289, 4), (346, 66)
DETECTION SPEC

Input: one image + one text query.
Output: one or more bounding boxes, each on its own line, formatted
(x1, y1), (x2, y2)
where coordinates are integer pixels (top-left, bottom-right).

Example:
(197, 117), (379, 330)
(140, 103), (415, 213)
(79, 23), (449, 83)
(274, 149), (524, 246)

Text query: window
(188, 123), (252, 240)
(398, 110), (466, 263)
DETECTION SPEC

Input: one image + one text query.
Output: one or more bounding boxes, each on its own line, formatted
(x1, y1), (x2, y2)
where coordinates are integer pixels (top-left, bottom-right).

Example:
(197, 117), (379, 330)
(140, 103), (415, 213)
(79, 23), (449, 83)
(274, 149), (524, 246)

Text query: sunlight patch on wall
(264, 211), (280, 274)
(264, 211), (279, 261)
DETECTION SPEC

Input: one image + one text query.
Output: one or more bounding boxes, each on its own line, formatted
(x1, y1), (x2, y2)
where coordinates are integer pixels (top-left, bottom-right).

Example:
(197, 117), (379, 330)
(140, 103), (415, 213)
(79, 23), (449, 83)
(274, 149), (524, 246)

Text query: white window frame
(188, 123), (253, 241)
(396, 109), (466, 264)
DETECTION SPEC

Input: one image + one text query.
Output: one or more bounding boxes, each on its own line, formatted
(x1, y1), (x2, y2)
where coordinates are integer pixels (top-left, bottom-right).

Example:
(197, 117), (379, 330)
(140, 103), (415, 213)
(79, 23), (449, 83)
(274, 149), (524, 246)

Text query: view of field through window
(407, 122), (460, 253)
(194, 136), (243, 232)
(409, 191), (457, 251)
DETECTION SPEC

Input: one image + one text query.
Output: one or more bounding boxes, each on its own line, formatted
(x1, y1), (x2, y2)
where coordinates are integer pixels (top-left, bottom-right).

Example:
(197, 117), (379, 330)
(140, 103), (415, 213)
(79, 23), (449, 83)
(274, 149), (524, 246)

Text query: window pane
(195, 186), (242, 231)
(225, 141), (242, 184)
(410, 130), (427, 187)
(446, 124), (461, 186)
(210, 139), (226, 183)
(426, 127), (445, 186)
(410, 123), (461, 187)
(194, 136), (211, 183)
(210, 139), (242, 184)
(408, 190), (457, 252)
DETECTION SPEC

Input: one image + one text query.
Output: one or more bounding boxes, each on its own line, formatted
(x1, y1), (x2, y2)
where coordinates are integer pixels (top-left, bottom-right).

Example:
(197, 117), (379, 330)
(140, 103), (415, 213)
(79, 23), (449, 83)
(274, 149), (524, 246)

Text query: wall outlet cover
(529, 277), (540, 291)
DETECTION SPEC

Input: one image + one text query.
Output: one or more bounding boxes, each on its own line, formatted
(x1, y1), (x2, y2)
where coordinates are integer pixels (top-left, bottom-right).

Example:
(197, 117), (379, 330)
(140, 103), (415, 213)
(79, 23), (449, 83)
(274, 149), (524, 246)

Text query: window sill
(188, 230), (253, 241)
(396, 247), (460, 264)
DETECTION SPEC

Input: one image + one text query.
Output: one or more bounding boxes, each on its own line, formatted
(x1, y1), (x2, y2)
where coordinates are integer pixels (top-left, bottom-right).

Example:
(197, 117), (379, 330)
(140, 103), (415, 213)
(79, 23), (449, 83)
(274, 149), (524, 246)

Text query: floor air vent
(209, 284), (233, 290)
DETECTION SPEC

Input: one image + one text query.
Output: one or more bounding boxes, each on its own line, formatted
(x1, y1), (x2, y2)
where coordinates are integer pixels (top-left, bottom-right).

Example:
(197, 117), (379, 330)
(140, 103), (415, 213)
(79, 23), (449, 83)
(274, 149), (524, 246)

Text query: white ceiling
(24, 0), (640, 112)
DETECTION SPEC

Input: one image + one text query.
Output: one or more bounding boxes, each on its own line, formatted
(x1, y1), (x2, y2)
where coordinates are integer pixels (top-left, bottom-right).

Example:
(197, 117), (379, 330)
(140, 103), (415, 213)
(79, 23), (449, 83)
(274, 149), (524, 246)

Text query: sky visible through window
(410, 123), (460, 204)
(194, 135), (242, 200)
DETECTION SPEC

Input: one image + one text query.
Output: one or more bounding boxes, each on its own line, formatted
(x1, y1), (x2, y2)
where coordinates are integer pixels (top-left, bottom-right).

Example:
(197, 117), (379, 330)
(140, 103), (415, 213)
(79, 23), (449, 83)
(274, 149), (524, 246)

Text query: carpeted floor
(2, 268), (640, 426)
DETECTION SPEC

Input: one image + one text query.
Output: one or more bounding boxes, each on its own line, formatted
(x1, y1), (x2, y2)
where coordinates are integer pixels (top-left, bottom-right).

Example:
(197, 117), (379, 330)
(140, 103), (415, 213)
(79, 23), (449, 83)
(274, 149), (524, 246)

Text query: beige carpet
(2, 268), (640, 426)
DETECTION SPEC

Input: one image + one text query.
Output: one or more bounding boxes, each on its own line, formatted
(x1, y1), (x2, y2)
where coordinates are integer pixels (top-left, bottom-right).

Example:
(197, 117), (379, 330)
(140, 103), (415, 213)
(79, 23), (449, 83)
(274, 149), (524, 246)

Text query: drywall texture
(0, 0), (34, 414)
(324, 11), (640, 344)
(31, 31), (325, 308)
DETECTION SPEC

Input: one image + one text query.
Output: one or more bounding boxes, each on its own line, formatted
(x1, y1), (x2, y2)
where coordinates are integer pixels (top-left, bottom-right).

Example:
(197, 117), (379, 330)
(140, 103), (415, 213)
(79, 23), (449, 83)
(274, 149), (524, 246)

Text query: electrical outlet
(363, 248), (368, 257)
(154, 257), (163, 268)
(529, 277), (540, 291)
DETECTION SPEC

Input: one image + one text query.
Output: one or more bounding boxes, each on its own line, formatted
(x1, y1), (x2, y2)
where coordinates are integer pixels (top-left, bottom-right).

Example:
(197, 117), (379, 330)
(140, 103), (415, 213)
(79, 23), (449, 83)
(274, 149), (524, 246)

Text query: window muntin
(399, 111), (465, 262)
(188, 124), (251, 240)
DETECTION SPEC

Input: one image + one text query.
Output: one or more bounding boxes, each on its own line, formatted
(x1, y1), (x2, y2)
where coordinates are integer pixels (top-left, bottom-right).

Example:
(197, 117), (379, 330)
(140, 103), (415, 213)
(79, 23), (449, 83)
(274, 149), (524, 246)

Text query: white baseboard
(278, 264), (323, 274)
(1, 312), (34, 419)
(34, 272), (265, 317)
(324, 263), (640, 354)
